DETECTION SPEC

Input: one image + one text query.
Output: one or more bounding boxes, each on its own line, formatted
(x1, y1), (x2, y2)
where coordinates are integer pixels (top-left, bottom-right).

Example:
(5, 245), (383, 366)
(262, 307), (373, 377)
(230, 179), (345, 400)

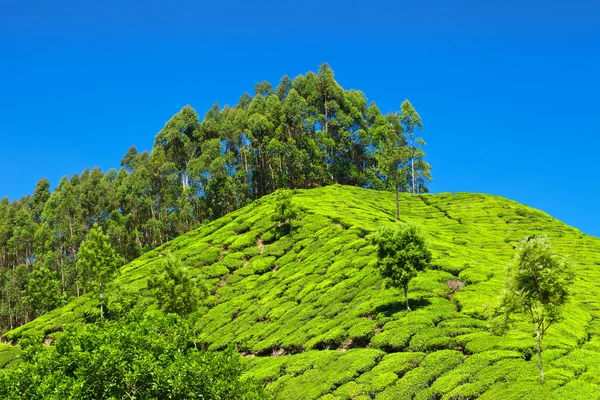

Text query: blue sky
(1, 0), (599, 236)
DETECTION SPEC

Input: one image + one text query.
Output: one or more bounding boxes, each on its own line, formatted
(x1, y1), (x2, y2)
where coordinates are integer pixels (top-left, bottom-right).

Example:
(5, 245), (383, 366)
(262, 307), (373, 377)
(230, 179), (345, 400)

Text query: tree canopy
(499, 235), (575, 384)
(77, 226), (122, 318)
(373, 224), (432, 310)
(148, 256), (205, 316)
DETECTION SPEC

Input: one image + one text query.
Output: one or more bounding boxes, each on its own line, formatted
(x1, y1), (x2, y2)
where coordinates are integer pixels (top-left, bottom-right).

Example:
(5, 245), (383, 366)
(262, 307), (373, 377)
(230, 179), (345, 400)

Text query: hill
(4, 185), (600, 399)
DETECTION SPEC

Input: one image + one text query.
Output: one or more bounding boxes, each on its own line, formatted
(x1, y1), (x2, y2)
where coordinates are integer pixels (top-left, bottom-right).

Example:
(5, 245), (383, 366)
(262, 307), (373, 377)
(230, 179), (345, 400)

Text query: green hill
(5, 185), (600, 399)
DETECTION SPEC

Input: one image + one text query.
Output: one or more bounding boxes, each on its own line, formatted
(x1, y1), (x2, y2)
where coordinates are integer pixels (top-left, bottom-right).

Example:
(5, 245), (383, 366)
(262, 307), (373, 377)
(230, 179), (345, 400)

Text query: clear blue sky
(1, 0), (599, 236)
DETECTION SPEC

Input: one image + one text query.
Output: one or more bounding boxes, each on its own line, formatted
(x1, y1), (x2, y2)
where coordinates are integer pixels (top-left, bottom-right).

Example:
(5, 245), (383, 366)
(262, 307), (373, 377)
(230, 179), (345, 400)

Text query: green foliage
(0, 343), (21, 370)
(500, 236), (575, 329)
(271, 191), (299, 234)
(77, 226), (122, 294)
(148, 256), (205, 316)
(22, 263), (63, 319)
(373, 224), (432, 310)
(0, 313), (268, 399)
(499, 235), (575, 383)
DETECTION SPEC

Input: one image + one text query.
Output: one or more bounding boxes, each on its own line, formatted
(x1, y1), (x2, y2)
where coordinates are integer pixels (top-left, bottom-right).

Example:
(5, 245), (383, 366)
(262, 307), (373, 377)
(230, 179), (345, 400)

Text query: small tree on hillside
(271, 191), (298, 234)
(373, 224), (431, 310)
(77, 226), (122, 319)
(148, 256), (205, 316)
(499, 236), (575, 384)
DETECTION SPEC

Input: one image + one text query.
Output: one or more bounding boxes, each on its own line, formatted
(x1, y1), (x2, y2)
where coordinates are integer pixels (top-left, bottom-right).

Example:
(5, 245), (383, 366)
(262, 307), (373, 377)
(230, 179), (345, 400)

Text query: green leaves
(0, 313), (269, 399)
(501, 236), (575, 333)
(499, 235), (575, 383)
(373, 224), (432, 310)
(77, 226), (122, 296)
(148, 256), (205, 316)
(271, 190), (299, 234)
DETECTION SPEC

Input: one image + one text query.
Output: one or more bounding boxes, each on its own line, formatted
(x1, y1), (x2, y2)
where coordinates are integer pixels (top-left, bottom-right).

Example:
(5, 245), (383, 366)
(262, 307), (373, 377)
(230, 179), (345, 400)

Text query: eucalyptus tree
(399, 100), (425, 194)
(275, 74), (293, 100)
(281, 88), (310, 188)
(30, 178), (50, 224)
(375, 112), (409, 220)
(255, 80), (275, 97)
(153, 105), (202, 191)
(315, 63), (345, 181)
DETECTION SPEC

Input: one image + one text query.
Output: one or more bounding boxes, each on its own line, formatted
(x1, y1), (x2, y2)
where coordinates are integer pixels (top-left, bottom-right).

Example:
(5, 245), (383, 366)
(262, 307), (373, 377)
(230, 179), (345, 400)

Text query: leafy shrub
(0, 314), (268, 399)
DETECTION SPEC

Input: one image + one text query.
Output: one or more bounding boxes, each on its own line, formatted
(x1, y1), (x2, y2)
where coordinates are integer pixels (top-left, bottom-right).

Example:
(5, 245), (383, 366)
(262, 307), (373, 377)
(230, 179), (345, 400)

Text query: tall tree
(399, 100), (425, 194)
(275, 75), (293, 101)
(375, 112), (409, 220)
(153, 105), (202, 191)
(30, 178), (51, 224)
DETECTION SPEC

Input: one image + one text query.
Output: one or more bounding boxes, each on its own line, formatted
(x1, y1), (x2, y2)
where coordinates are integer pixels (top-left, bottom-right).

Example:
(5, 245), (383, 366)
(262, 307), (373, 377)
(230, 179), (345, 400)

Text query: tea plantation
(4, 185), (600, 399)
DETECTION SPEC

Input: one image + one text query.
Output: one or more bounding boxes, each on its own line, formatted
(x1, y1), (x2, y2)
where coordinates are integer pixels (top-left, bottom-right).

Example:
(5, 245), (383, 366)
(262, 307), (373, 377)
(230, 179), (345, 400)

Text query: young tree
(271, 191), (299, 234)
(148, 256), (204, 316)
(499, 236), (575, 384)
(77, 226), (122, 319)
(373, 224), (431, 310)
(22, 262), (63, 319)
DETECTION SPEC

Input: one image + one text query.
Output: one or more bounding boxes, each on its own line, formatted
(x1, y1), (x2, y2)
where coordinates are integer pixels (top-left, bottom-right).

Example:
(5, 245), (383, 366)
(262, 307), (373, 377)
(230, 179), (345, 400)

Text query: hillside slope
(6, 185), (600, 399)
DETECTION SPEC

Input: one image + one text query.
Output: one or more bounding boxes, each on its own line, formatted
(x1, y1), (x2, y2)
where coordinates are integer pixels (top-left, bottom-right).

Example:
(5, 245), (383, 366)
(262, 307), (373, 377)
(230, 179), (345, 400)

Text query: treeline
(0, 63), (431, 332)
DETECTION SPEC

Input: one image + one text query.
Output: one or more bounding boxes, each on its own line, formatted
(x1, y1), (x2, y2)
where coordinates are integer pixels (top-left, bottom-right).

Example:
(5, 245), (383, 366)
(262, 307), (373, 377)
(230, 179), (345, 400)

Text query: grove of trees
(0, 63), (431, 333)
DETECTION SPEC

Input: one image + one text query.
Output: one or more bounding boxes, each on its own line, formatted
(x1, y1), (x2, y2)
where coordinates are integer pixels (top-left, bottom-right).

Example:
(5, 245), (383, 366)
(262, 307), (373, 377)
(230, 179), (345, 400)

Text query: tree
(271, 191), (299, 234)
(77, 226), (122, 319)
(153, 105), (202, 191)
(499, 236), (575, 384)
(22, 262), (63, 319)
(30, 178), (51, 223)
(148, 256), (204, 316)
(373, 224), (431, 310)
(375, 112), (410, 220)
(399, 100), (425, 194)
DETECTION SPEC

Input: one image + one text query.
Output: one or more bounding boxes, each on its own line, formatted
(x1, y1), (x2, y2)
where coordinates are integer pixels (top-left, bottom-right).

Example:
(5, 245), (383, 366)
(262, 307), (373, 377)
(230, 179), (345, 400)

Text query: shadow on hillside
(374, 298), (431, 315)
(275, 223), (293, 238)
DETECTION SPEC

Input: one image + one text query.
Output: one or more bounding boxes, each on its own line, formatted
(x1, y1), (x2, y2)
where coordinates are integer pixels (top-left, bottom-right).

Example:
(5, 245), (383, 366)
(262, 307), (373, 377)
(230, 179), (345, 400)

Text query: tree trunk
(395, 180), (400, 221)
(411, 152), (416, 194)
(100, 288), (104, 320)
(404, 286), (410, 311)
(536, 324), (545, 384)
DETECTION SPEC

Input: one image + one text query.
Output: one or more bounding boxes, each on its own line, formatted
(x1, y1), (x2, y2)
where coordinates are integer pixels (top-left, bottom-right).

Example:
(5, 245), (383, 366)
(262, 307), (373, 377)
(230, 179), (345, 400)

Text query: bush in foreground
(0, 312), (268, 400)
